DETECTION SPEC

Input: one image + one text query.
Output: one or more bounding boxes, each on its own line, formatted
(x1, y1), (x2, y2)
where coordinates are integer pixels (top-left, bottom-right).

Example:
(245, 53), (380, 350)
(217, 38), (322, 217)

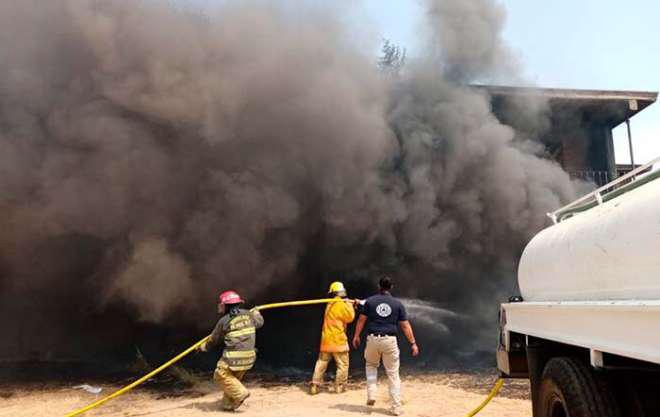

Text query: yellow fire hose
(64, 298), (505, 417)
(65, 298), (346, 416)
(463, 378), (504, 417)
(64, 335), (211, 417)
(255, 298), (352, 311)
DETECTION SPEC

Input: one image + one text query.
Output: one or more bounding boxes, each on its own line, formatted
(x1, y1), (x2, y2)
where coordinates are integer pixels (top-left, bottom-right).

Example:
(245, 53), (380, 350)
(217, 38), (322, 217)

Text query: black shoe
(367, 399), (376, 406)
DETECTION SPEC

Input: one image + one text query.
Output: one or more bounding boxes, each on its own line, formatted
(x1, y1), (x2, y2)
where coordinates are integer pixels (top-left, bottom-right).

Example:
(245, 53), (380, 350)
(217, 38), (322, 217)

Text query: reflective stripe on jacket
(208, 309), (264, 371)
(222, 349), (257, 371)
(320, 297), (355, 353)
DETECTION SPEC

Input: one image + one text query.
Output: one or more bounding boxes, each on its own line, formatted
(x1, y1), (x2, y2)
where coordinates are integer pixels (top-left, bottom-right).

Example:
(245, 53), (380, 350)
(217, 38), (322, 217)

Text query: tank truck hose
(64, 298), (505, 417)
(463, 378), (504, 417)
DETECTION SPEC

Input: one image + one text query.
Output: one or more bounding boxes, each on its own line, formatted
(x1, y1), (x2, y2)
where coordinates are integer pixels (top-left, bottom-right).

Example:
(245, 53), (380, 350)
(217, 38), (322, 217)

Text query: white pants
(364, 335), (401, 408)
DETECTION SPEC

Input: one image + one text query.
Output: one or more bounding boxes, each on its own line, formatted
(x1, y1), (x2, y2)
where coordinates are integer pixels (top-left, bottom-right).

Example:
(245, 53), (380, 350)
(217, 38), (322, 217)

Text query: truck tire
(614, 372), (660, 417)
(537, 357), (620, 417)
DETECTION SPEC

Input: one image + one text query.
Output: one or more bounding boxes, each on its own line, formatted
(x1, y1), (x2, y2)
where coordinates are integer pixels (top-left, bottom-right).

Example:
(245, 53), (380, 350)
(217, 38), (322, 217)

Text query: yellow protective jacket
(320, 297), (355, 353)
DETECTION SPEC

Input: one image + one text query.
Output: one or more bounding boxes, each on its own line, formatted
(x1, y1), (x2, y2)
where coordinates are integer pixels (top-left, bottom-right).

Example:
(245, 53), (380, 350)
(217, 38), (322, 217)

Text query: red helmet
(219, 290), (244, 306)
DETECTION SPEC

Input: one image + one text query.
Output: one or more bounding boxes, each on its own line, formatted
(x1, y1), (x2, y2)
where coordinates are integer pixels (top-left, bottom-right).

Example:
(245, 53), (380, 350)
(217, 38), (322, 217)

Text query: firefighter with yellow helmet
(310, 281), (356, 394)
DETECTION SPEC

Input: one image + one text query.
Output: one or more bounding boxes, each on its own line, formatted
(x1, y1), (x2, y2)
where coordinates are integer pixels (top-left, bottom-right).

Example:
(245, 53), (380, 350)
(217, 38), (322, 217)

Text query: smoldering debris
(0, 0), (580, 363)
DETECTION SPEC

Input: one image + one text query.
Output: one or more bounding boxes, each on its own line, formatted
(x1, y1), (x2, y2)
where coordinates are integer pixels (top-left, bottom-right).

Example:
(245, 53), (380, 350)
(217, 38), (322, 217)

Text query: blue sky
(356, 0), (660, 164)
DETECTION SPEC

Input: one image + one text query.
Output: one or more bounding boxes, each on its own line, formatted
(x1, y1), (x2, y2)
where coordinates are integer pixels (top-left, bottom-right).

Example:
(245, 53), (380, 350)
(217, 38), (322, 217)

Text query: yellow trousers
(213, 360), (249, 411)
(312, 351), (349, 386)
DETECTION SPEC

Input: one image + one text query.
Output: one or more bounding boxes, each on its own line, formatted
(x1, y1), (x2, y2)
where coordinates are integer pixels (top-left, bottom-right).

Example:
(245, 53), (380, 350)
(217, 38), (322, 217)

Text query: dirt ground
(0, 372), (531, 417)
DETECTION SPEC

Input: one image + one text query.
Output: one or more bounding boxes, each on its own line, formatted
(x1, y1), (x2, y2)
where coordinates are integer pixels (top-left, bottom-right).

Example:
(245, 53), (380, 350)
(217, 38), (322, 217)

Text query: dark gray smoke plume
(0, 0), (580, 363)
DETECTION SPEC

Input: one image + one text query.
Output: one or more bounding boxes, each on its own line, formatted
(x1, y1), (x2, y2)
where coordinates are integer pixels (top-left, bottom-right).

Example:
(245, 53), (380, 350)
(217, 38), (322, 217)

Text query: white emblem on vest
(376, 303), (392, 318)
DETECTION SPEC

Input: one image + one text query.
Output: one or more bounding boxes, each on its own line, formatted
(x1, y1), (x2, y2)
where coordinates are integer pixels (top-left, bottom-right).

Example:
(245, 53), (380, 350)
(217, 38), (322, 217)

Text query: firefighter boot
(234, 391), (250, 410)
(220, 395), (235, 412)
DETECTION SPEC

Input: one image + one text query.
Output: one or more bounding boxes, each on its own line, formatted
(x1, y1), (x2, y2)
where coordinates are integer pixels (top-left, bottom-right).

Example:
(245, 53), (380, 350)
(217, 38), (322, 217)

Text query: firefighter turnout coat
(207, 308), (264, 371)
(320, 297), (355, 353)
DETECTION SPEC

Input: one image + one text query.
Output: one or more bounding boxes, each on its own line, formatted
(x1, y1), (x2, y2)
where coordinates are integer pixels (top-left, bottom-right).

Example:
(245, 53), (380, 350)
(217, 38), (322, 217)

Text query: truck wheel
(537, 357), (620, 417)
(614, 372), (660, 417)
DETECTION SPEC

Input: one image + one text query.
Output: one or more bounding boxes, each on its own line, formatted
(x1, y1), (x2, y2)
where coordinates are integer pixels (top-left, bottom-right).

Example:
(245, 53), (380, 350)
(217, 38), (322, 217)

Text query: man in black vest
(352, 276), (419, 416)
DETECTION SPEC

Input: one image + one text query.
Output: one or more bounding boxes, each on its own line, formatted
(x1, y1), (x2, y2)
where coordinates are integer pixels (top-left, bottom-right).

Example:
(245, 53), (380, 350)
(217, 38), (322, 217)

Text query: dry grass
(0, 371), (531, 417)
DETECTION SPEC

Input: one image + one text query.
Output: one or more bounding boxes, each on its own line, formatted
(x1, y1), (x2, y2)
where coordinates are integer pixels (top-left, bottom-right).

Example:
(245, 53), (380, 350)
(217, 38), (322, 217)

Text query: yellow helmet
(328, 281), (346, 296)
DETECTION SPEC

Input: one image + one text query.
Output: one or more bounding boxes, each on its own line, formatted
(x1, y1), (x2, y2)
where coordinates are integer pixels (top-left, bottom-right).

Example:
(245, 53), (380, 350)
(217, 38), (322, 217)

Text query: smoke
(426, 0), (519, 82)
(0, 0), (580, 363)
(400, 299), (456, 334)
(108, 237), (194, 322)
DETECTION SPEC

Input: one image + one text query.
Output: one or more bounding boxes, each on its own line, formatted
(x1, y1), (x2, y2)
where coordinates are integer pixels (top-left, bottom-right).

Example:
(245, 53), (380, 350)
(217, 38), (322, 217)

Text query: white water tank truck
(497, 158), (660, 417)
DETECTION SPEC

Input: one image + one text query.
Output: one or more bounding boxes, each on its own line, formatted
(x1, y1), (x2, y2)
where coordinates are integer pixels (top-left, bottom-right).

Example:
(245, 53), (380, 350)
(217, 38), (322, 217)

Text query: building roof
(478, 85), (658, 128)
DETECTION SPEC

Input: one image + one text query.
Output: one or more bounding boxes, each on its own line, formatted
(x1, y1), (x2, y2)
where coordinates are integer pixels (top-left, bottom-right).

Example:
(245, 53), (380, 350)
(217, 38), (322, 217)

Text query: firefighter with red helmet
(198, 290), (264, 411)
